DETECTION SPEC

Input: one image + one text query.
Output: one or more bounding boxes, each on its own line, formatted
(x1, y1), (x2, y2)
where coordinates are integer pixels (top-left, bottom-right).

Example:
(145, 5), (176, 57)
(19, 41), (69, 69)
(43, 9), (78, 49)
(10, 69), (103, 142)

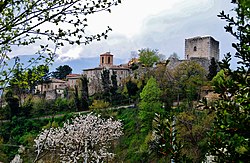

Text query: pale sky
(12, 0), (238, 66)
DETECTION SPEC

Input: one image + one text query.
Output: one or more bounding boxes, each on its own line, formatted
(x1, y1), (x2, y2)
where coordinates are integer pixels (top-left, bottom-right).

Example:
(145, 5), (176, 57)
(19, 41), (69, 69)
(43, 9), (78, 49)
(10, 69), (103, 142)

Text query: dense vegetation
(0, 0), (249, 162)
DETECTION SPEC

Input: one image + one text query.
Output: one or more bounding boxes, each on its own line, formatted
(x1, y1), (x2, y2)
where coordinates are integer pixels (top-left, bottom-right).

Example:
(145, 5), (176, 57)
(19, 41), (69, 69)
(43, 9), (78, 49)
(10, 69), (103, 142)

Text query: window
(44, 85), (46, 89)
(193, 46), (197, 51)
(55, 85), (57, 89)
(108, 57), (110, 64)
(102, 57), (104, 64)
(48, 85), (50, 89)
(121, 71), (123, 75)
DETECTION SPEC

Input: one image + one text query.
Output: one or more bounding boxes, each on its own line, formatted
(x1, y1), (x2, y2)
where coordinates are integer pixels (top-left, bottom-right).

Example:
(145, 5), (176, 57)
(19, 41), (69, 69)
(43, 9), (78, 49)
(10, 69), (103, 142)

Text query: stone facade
(66, 74), (81, 88)
(99, 52), (113, 67)
(185, 36), (219, 61)
(35, 78), (67, 99)
(167, 36), (220, 71)
(83, 52), (130, 95)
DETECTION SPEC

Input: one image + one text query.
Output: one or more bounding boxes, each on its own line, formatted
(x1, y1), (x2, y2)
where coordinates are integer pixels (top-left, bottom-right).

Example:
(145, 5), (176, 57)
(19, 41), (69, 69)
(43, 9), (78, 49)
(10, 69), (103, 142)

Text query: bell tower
(99, 52), (113, 67)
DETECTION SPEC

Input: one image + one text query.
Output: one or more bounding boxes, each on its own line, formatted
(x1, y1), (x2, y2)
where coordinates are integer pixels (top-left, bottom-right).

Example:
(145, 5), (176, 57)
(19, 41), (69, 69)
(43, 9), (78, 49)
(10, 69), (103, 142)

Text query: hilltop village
(1, 1), (248, 162)
(35, 35), (220, 99)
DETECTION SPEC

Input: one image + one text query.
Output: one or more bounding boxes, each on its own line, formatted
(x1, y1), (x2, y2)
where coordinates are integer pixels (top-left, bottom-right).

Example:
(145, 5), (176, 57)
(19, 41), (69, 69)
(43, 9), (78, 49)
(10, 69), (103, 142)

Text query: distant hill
(9, 55), (127, 74)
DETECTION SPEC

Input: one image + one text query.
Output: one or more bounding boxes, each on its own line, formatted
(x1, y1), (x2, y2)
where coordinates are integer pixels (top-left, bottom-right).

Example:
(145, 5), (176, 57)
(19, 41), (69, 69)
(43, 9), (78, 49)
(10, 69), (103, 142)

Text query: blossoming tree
(34, 113), (123, 162)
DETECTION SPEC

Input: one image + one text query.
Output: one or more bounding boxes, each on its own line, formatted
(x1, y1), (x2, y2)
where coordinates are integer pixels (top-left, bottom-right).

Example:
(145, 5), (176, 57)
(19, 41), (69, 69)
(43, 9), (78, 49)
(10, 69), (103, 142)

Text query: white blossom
(34, 113), (123, 162)
(10, 154), (22, 163)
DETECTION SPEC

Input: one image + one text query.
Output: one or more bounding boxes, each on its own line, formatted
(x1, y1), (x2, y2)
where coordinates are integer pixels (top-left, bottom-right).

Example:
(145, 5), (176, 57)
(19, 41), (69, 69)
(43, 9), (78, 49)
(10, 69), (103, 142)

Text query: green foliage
(42, 121), (59, 129)
(153, 64), (175, 109)
(173, 61), (206, 102)
(79, 75), (89, 110)
(139, 76), (163, 132)
(130, 63), (139, 70)
(101, 69), (111, 101)
(138, 48), (161, 67)
(211, 70), (225, 86)
(150, 113), (184, 162)
(114, 108), (151, 162)
(54, 97), (69, 112)
(52, 65), (72, 79)
(0, 117), (50, 161)
(176, 106), (215, 162)
(5, 90), (20, 118)
(111, 71), (118, 95)
(0, 136), (8, 162)
(207, 57), (219, 81)
(5, 64), (50, 107)
(125, 79), (139, 99)
(206, 1), (250, 162)
(89, 100), (110, 110)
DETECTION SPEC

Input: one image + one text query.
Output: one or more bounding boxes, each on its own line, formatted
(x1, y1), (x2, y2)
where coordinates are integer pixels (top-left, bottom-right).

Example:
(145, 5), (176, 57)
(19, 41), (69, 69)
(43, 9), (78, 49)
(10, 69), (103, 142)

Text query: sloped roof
(100, 52), (113, 56)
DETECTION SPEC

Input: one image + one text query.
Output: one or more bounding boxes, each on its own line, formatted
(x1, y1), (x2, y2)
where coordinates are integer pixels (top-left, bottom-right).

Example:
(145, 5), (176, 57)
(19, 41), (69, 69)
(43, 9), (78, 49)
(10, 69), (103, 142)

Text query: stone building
(167, 36), (220, 71)
(99, 52), (114, 67)
(185, 36), (219, 61)
(66, 74), (81, 88)
(83, 52), (130, 95)
(35, 78), (67, 99)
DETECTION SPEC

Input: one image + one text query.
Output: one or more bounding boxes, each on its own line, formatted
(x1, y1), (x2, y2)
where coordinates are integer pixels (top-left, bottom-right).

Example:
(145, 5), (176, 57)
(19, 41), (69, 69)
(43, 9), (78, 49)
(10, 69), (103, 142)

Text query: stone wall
(185, 36), (219, 61)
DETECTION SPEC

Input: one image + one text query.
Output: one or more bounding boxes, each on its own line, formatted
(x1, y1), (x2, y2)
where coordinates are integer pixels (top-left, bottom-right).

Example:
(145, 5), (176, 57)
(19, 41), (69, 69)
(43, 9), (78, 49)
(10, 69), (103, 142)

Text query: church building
(83, 52), (130, 95)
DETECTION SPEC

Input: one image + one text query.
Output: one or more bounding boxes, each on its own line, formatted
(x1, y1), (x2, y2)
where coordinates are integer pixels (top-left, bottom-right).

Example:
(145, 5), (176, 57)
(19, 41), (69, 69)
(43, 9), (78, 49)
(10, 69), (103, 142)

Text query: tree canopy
(207, 57), (218, 81)
(139, 76), (163, 132)
(172, 61), (206, 101)
(34, 113), (123, 162)
(206, 0), (250, 161)
(52, 65), (72, 79)
(138, 48), (161, 67)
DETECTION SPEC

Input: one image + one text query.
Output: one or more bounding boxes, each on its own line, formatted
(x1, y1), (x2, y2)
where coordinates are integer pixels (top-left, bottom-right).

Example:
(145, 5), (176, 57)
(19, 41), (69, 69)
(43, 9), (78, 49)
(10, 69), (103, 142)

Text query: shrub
(89, 100), (110, 110)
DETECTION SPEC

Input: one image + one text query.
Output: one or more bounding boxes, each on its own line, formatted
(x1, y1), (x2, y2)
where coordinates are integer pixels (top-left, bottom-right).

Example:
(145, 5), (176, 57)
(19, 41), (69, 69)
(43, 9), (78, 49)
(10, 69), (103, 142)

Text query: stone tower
(99, 52), (113, 67)
(185, 36), (219, 61)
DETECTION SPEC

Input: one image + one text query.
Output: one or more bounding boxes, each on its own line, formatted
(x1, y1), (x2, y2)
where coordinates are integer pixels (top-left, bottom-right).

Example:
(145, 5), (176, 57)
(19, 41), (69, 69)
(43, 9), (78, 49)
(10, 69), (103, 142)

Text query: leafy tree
(176, 108), (214, 162)
(8, 64), (50, 103)
(5, 90), (20, 118)
(101, 69), (111, 101)
(138, 48), (161, 67)
(139, 76), (163, 133)
(0, 0), (121, 96)
(34, 113), (123, 162)
(207, 57), (218, 81)
(27, 65), (50, 94)
(211, 69), (226, 93)
(205, 1), (250, 162)
(89, 100), (110, 110)
(52, 65), (72, 79)
(0, 0), (120, 53)
(79, 75), (89, 110)
(126, 79), (139, 99)
(150, 113), (184, 162)
(153, 63), (175, 109)
(130, 63), (139, 70)
(172, 61), (206, 103)
(110, 71), (118, 95)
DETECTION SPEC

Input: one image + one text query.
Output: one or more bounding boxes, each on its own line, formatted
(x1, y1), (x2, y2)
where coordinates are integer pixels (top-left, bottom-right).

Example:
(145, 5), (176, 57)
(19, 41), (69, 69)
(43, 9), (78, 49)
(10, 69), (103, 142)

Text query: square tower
(99, 52), (113, 67)
(185, 36), (219, 61)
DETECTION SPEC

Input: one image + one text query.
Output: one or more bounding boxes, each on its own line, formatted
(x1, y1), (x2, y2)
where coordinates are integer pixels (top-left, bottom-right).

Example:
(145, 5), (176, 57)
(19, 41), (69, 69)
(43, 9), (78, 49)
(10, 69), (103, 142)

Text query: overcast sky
(12, 0), (238, 66)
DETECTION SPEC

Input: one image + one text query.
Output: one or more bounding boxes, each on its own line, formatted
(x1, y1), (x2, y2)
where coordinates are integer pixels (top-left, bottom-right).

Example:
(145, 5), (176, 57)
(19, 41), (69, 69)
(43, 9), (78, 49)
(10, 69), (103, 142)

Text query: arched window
(193, 46), (197, 51)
